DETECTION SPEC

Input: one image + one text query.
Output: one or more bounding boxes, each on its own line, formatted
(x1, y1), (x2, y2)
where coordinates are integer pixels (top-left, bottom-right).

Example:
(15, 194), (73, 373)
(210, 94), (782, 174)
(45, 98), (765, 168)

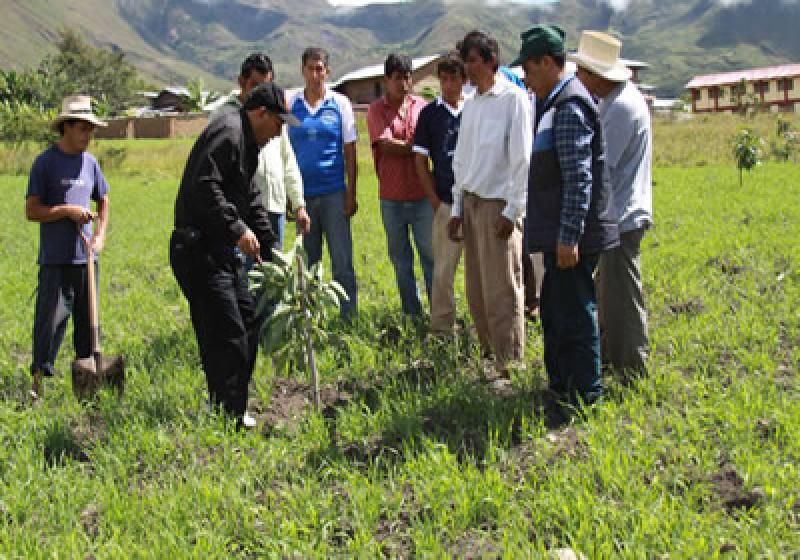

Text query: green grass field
(0, 115), (798, 557)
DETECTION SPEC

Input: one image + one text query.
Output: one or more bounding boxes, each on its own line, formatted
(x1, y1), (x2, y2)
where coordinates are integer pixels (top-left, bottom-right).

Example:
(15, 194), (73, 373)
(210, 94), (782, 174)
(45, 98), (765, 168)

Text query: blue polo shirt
(412, 97), (464, 205)
(26, 145), (109, 265)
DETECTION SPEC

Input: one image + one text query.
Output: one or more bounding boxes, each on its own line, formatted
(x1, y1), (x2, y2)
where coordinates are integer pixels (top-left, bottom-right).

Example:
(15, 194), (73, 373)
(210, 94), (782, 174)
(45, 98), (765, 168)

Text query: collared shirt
(598, 81), (653, 233)
(174, 110), (274, 254)
(451, 74), (532, 221)
(211, 93), (305, 214)
(367, 94), (426, 201)
(288, 87), (358, 197)
(412, 96), (465, 205)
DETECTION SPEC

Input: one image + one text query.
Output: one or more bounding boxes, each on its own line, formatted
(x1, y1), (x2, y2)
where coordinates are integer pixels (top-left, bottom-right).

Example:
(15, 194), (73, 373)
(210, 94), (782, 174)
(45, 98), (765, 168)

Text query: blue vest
(288, 96), (346, 197)
(527, 77), (619, 255)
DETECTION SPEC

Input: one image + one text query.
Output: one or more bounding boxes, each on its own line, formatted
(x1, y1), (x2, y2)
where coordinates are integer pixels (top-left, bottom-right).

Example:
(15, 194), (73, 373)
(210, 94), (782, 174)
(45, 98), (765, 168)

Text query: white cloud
(328, 0), (405, 5)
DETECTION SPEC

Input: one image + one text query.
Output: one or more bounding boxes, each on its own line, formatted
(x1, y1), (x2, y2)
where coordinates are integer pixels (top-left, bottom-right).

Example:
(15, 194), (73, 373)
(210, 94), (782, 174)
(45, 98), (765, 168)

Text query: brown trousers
(430, 202), (464, 332)
(462, 193), (525, 364)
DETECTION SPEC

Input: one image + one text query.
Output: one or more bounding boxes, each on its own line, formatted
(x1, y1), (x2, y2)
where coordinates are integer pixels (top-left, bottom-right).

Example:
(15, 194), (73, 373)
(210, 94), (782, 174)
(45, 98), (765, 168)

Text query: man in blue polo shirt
(413, 51), (468, 334)
(25, 95), (110, 400)
(288, 47), (359, 317)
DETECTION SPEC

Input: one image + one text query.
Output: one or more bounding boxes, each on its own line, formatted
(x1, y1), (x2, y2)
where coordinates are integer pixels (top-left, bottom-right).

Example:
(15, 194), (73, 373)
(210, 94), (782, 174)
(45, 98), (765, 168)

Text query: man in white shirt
(211, 52), (310, 249)
(447, 30), (533, 371)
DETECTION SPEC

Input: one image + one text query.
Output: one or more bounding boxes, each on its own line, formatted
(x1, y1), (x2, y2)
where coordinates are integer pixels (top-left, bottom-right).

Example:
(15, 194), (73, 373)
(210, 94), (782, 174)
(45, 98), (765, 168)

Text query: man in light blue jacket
(572, 31), (652, 380)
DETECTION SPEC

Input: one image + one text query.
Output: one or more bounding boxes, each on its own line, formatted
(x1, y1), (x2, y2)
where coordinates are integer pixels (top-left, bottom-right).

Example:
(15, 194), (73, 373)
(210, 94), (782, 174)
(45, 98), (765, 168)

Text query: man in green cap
(513, 24), (619, 408)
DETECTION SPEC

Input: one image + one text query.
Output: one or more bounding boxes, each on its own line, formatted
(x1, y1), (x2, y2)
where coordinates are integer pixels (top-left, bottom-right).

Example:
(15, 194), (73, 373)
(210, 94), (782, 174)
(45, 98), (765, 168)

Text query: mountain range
(1, 0), (799, 96)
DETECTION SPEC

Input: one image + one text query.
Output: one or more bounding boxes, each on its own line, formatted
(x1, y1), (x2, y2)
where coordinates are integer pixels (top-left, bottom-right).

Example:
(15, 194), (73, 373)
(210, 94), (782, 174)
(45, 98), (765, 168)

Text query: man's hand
(556, 242), (580, 269)
(428, 195), (441, 212)
(67, 205), (95, 225)
(447, 217), (463, 242)
(495, 215), (514, 240)
(295, 206), (311, 235)
(90, 233), (105, 254)
(237, 228), (261, 260)
(345, 191), (358, 218)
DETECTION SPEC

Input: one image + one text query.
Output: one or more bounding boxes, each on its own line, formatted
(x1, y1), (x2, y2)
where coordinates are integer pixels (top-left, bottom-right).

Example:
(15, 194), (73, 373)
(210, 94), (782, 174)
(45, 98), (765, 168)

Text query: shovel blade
(71, 353), (125, 400)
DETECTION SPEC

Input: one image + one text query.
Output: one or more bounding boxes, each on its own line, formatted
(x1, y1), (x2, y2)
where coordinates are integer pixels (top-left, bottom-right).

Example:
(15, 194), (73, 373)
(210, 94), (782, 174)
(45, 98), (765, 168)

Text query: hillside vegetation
(1, 0), (799, 95)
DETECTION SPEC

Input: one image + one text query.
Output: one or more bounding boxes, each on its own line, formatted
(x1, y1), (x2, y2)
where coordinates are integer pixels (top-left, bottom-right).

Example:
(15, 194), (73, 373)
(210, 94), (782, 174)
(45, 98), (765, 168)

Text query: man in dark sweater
(170, 83), (299, 426)
(513, 25), (619, 405)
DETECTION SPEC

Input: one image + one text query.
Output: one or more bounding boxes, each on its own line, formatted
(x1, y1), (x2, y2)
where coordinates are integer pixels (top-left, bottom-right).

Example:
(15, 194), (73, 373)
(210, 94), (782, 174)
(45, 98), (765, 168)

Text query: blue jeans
(304, 190), (357, 317)
(380, 199), (434, 316)
(540, 252), (603, 404)
(269, 212), (286, 250)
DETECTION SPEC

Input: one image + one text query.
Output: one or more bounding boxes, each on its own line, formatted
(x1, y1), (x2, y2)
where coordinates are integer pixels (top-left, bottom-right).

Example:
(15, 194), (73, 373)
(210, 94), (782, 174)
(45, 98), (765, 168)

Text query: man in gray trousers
(572, 31), (653, 379)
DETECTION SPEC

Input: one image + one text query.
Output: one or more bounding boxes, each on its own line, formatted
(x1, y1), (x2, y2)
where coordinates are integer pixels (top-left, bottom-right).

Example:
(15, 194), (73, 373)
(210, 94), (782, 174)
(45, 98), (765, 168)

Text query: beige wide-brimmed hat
(568, 31), (632, 83)
(51, 95), (107, 131)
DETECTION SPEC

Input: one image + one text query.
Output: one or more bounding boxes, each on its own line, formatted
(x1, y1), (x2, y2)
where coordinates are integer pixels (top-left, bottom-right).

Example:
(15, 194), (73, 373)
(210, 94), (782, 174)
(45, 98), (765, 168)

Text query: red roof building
(685, 64), (800, 114)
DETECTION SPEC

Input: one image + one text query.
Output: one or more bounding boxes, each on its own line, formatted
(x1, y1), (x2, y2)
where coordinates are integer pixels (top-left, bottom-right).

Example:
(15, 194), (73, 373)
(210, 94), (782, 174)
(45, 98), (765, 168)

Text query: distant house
(686, 64), (800, 113)
(141, 87), (215, 113)
(332, 55), (442, 106)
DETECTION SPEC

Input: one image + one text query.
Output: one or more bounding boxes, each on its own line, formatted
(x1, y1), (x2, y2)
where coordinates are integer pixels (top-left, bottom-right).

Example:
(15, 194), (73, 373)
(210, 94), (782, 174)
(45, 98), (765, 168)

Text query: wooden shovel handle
(77, 228), (101, 355)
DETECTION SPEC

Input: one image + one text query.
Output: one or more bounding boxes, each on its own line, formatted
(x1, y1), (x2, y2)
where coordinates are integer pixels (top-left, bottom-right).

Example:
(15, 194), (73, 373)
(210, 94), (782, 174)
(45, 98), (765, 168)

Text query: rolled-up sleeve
(554, 101), (594, 246)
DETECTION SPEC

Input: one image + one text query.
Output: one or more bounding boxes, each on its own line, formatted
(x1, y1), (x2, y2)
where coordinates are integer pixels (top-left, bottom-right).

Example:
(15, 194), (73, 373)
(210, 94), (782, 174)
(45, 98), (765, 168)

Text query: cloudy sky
(328, 0), (548, 5)
(326, 0), (762, 7)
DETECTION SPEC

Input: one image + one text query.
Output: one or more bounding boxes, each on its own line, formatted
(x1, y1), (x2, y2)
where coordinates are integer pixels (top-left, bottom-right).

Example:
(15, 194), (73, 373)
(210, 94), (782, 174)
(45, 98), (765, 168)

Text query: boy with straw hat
(25, 95), (109, 400)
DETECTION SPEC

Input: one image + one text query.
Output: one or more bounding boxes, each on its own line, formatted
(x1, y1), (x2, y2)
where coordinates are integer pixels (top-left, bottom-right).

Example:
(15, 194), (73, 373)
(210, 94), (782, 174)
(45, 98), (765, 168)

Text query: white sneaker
(242, 411), (257, 428)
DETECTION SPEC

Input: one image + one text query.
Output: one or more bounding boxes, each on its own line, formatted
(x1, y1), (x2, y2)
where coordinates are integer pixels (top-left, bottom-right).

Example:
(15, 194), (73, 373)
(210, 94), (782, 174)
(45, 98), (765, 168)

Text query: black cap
(243, 82), (300, 127)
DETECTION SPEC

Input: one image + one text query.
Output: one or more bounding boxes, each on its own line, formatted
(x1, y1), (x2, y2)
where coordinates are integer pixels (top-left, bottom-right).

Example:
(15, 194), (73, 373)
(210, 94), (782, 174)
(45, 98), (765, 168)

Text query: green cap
(510, 24), (566, 67)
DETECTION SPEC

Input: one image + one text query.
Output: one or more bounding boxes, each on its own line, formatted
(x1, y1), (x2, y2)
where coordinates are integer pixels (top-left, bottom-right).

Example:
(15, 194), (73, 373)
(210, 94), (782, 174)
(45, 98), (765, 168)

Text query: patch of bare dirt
(545, 427), (587, 465)
(450, 529), (502, 559)
(256, 377), (353, 433)
(711, 465), (765, 513)
(80, 504), (100, 539)
(706, 256), (750, 276)
(667, 298), (706, 316)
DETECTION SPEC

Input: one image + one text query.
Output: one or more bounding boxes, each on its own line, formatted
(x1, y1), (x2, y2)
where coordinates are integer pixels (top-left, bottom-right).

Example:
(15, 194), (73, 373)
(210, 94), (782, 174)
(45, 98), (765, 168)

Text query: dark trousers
(169, 233), (259, 418)
(31, 264), (96, 377)
(597, 228), (649, 378)
(540, 252), (603, 403)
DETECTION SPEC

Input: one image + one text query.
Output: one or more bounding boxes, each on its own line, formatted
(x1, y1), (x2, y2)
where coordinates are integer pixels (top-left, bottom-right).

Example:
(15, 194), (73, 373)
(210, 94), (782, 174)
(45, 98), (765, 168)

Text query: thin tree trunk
(296, 252), (320, 409)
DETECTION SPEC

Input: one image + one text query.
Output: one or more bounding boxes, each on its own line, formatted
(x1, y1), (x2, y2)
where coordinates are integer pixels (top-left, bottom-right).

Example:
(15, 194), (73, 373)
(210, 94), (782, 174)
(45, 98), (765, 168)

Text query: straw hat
(51, 95), (107, 131)
(568, 31), (632, 83)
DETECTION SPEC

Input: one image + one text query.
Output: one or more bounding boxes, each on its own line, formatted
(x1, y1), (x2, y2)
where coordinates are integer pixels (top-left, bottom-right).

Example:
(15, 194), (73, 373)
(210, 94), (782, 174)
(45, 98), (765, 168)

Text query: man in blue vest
(288, 47), (359, 317)
(513, 25), (619, 406)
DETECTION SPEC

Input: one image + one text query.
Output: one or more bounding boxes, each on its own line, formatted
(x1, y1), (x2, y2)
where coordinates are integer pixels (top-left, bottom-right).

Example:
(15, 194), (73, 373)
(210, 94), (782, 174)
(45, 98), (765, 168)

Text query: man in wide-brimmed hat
(572, 31), (653, 382)
(513, 25), (619, 407)
(25, 95), (110, 400)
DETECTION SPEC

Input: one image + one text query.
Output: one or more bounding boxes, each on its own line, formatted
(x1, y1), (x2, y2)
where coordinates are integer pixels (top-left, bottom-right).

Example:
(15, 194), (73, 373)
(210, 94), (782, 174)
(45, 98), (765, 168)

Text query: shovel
(71, 229), (125, 399)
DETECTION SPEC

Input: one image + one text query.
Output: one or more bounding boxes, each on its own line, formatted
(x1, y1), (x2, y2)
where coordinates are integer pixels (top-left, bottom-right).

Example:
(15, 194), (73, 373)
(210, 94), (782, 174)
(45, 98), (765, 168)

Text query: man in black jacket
(170, 83), (300, 426)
